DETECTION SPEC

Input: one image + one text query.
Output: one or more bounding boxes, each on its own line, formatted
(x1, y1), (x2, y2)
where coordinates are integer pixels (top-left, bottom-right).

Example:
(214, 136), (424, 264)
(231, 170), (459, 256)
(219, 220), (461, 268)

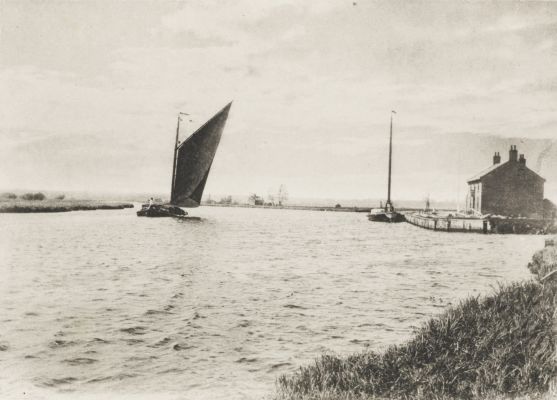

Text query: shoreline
(0, 200), (134, 213)
(274, 240), (557, 400)
(406, 212), (557, 235)
(202, 203), (428, 213)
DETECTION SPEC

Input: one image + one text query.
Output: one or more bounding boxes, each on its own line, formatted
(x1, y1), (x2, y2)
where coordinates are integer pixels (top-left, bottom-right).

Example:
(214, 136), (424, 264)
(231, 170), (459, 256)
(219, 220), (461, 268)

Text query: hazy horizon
(1, 1), (556, 202)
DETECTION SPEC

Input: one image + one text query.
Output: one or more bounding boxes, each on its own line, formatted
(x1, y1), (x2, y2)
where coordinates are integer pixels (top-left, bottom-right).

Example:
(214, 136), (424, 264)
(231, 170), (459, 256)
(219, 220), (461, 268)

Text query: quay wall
(405, 213), (487, 233)
(405, 212), (556, 234)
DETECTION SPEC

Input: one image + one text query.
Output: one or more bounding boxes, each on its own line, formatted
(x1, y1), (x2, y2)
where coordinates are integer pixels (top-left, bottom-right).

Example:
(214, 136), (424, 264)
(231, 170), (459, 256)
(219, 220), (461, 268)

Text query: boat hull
(137, 204), (187, 218)
(367, 211), (405, 223)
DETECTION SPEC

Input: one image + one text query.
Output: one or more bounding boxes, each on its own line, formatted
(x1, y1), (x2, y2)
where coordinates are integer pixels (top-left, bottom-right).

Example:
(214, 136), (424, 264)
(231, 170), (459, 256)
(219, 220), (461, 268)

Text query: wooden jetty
(405, 212), (555, 234)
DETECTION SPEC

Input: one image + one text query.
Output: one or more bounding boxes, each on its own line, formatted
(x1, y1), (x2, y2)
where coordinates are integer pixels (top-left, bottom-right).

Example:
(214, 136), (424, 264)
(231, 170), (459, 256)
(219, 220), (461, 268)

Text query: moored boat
(368, 206), (405, 222)
(367, 110), (405, 223)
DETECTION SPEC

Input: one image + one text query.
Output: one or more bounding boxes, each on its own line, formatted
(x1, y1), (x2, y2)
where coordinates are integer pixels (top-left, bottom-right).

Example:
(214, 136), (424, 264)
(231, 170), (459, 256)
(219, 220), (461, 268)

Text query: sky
(1, 0), (556, 202)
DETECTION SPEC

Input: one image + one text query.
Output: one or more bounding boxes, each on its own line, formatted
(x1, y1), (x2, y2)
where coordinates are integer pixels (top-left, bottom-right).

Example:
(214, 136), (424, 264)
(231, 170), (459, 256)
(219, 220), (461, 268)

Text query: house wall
(480, 163), (544, 218)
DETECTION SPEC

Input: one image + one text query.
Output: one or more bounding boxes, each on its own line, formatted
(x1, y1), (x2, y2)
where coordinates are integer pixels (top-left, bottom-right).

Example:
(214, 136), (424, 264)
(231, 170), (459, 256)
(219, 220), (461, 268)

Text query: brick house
(466, 145), (545, 218)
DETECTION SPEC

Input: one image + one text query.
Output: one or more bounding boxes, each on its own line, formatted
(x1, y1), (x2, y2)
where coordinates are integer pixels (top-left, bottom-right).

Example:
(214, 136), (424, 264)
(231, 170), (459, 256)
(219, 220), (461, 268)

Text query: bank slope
(275, 278), (556, 400)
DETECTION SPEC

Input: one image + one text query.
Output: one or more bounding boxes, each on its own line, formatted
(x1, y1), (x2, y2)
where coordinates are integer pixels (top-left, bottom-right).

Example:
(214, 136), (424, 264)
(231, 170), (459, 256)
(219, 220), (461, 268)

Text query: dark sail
(171, 102), (232, 207)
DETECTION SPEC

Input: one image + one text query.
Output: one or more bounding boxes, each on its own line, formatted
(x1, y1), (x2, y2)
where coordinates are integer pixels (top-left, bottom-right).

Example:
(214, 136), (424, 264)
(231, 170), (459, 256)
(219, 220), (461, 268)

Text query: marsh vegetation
(0, 196), (133, 213)
(275, 246), (557, 400)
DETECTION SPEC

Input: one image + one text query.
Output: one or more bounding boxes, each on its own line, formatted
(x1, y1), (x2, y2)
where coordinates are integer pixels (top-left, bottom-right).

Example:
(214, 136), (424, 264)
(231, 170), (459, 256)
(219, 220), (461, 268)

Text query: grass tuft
(275, 281), (556, 400)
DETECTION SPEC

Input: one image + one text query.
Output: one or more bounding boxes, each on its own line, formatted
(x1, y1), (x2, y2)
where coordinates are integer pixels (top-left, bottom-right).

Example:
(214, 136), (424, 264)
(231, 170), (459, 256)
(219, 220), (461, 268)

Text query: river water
(0, 206), (544, 399)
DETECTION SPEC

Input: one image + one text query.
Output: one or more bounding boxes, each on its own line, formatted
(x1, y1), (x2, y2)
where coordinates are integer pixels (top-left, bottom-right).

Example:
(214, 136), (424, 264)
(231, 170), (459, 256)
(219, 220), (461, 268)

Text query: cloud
(161, 0), (341, 35)
(1, 1), (557, 199)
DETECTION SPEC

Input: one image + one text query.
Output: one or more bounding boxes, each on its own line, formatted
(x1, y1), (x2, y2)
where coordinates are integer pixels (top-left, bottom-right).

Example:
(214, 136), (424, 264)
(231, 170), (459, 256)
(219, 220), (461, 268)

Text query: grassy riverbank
(275, 245), (557, 400)
(0, 199), (134, 213)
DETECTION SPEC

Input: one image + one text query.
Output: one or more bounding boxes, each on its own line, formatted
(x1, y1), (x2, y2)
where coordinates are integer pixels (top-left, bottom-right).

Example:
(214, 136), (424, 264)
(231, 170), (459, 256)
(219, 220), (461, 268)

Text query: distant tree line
(1, 192), (65, 201)
(21, 193), (46, 201)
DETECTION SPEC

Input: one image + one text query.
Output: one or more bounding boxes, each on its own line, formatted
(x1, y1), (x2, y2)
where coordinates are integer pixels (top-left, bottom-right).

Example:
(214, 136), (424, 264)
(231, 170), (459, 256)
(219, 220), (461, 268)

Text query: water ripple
(0, 206), (542, 399)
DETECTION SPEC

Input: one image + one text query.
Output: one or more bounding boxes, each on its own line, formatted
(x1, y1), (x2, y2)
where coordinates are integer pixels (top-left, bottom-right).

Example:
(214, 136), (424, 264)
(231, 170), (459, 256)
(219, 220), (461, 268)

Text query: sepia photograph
(1, 1), (556, 399)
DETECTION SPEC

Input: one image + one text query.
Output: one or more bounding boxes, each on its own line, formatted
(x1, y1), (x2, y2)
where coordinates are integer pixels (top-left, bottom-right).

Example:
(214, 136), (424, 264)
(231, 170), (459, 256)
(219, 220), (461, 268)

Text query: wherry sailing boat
(137, 102), (232, 218)
(368, 110), (405, 223)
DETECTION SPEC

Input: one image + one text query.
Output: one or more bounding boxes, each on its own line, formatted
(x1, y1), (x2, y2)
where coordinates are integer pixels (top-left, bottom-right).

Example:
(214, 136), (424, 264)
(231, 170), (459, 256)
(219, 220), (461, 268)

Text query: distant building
(248, 194), (264, 206)
(218, 195), (233, 205)
(466, 145), (545, 218)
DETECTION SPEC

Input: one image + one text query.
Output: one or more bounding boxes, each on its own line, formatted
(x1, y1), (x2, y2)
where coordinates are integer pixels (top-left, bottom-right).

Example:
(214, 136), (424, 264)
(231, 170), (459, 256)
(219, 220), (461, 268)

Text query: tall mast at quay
(386, 110), (396, 209)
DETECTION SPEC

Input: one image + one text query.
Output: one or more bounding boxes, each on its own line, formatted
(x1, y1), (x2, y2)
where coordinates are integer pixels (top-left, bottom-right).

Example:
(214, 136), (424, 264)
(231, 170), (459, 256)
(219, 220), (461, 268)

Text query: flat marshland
(0, 199), (134, 213)
(275, 245), (557, 400)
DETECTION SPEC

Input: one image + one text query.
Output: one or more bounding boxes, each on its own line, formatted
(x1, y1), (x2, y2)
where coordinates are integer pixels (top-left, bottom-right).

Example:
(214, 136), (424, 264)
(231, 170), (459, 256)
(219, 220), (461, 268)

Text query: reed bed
(0, 199), (134, 213)
(275, 279), (557, 400)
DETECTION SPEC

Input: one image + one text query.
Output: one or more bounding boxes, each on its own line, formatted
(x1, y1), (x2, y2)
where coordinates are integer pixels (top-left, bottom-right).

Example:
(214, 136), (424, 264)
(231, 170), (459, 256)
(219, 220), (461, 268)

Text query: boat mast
(170, 112), (188, 204)
(386, 110), (396, 209)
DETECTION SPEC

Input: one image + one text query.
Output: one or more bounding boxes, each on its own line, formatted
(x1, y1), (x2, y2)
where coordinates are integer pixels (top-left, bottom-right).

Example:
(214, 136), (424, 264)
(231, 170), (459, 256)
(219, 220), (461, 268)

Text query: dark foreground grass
(0, 199), (134, 213)
(275, 280), (557, 400)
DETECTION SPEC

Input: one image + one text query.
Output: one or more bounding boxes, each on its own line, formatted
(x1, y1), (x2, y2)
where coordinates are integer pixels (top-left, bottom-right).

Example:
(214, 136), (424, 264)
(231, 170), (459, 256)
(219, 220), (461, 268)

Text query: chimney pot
(509, 145), (518, 162)
(493, 151), (501, 164)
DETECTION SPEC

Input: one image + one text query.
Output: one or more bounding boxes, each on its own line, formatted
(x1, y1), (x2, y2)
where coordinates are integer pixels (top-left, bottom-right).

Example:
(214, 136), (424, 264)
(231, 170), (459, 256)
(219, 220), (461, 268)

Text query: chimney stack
(509, 145), (518, 162)
(519, 154), (526, 165)
(493, 152), (501, 164)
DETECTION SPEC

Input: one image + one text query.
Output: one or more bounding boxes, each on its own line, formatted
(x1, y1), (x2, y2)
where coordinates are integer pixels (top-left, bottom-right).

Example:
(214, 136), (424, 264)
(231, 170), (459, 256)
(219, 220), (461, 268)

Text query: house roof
(467, 161), (546, 183)
(467, 163), (504, 183)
